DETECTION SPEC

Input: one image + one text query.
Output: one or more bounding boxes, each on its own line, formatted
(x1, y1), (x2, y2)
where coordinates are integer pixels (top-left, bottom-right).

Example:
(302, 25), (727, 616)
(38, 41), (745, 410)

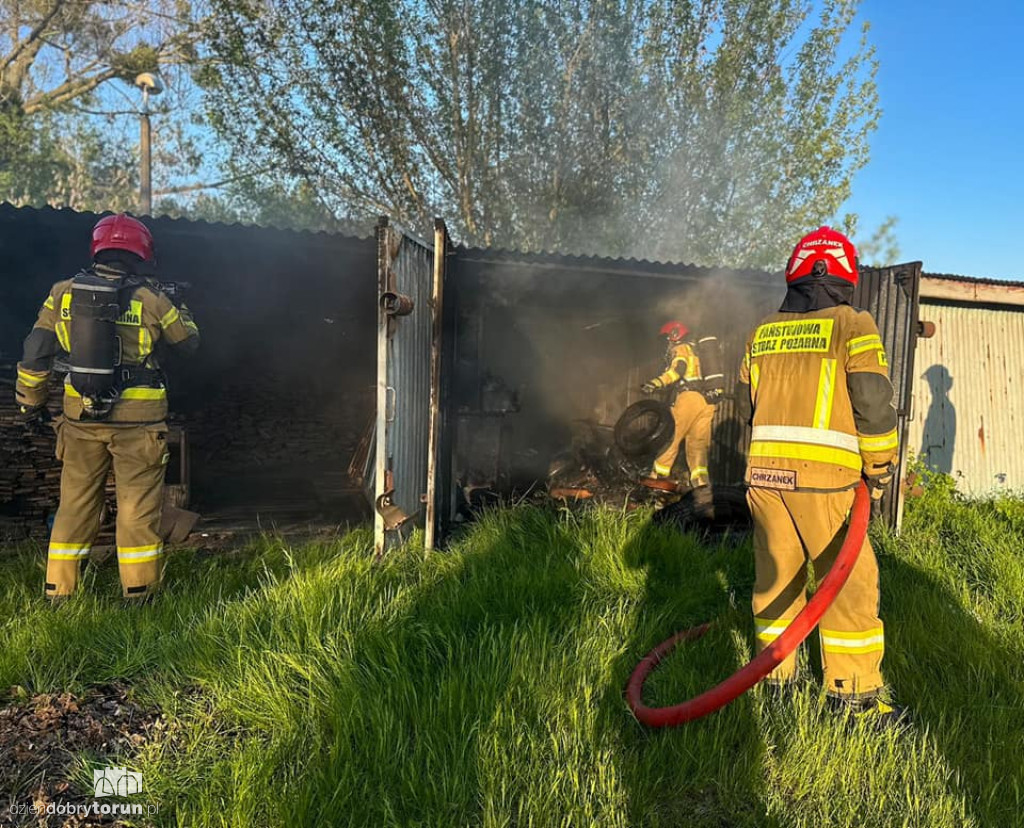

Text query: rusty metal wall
(374, 219), (435, 555)
(853, 262), (923, 529)
(908, 300), (1024, 494)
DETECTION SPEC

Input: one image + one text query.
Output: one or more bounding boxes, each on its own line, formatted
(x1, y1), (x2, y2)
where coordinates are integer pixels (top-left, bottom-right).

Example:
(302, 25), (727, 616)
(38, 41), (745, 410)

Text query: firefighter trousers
(747, 486), (885, 698)
(653, 391), (713, 485)
(45, 419), (170, 600)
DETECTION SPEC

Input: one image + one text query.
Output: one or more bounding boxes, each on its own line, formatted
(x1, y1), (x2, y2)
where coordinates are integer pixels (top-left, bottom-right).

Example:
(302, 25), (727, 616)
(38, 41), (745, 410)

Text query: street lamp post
(134, 72), (164, 215)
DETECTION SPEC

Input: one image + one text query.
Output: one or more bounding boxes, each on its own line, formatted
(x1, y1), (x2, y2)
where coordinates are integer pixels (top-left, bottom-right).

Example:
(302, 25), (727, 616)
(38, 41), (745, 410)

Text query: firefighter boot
(827, 693), (909, 729)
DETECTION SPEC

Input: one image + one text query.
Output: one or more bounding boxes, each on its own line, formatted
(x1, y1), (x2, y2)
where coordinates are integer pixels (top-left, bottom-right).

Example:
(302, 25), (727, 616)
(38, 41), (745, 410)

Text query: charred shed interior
(0, 206), (375, 540)
(443, 249), (785, 518)
(437, 250), (922, 533)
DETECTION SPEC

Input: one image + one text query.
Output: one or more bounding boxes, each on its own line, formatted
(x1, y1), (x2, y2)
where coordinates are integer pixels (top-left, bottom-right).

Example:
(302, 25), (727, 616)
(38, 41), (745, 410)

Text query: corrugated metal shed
(909, 275), (1024, 494)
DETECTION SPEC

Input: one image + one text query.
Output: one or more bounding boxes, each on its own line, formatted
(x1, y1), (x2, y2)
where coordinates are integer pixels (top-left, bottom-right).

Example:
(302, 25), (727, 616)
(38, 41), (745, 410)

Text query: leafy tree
(156, 178), (372, 234)
(0, 0), (204, 210)
(854, 214), (901, 267)
(203, 0), (879, 267)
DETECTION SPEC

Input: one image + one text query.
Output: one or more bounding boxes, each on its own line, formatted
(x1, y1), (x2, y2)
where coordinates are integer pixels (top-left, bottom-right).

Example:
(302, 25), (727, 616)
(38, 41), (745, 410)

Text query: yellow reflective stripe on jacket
(661, 363), (682, 384)
(44, 296), (55, 311)
(121, 386), (166, 400)
(858, 429), (899, 452)
(17, 369), (48, 388)
(55, 322), (70, 352)
(117, 544), (164, 564)
(60, 292), (72, 320)
(812, 358), (837, 429)
(847, 334), (884, 356)
(138, 326), (152, 359)
(751, 425), (859, 453)
(749, 441), (862, 471)
(160, 306), (181, 329)
(750, 363), (760, 397)
(820, 627), (884, 654)
(48, 543), (91, 560)
(755, 616), (792, 643)
(65, 384), (165, 400)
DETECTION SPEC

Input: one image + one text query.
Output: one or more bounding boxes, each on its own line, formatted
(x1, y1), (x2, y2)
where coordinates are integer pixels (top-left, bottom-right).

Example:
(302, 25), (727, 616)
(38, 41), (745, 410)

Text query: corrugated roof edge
(455, 242), (781, 280)
(923, 271), (1024, 288)
(0, 202), (375, 241)
(920, 271), (1024, 308)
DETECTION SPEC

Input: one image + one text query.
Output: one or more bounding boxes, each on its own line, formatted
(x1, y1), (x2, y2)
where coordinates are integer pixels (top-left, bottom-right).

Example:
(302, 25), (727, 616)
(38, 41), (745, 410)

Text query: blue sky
(845, 0), (1024, 280)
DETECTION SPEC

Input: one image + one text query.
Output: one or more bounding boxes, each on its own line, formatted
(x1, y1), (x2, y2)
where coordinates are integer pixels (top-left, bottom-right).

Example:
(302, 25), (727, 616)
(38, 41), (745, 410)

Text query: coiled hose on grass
(626, 481), (871, 727)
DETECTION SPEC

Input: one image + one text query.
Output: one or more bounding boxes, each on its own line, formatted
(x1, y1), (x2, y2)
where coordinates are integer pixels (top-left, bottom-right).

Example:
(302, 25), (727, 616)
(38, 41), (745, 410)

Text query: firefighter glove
(864, 472), (893, 501)
(641, 380), (661, 394)
(16, 404), (47, 426)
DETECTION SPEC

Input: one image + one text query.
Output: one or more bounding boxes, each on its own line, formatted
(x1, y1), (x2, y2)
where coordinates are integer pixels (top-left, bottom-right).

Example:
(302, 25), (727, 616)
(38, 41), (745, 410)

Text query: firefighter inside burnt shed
(736, 226), (904, 724)
(14, 214), (200, 603)
(640, 322), (725, 490)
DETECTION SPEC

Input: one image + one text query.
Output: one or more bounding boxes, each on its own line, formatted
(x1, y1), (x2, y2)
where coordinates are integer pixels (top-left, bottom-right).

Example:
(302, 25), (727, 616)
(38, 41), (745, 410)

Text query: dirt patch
(0, 685), (165, 827)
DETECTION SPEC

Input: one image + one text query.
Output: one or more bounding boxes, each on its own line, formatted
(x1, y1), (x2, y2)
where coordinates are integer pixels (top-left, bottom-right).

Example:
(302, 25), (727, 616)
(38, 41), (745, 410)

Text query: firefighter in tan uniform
(737, 227), (903, 723)
(641, 321), (716, 488)
(15, 214), (199, 602)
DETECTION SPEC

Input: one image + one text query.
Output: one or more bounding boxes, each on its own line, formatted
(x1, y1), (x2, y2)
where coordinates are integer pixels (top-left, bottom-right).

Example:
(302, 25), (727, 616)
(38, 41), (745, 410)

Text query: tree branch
(0, 0), (67, 74)
(153, 169), (274, 196)
(23, 67), (119, 114)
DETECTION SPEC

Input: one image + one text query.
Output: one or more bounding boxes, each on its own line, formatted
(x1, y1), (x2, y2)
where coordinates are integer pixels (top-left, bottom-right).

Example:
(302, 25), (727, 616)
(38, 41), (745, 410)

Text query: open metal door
(425, 219), (452, 550)
(854, 261), (923, 532)
(373, 218), (435, 556)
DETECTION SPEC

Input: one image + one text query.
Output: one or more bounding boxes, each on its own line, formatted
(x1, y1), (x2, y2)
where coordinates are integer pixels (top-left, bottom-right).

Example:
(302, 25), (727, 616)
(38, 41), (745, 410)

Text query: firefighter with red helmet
(737, 226), (903, 723)
(15, 214), (200, 602)
(641, 321), (715, 488)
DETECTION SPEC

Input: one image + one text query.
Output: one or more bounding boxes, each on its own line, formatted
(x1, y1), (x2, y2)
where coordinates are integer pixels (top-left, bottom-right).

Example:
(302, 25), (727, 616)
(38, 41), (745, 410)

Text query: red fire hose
(626, 481), (871, 727)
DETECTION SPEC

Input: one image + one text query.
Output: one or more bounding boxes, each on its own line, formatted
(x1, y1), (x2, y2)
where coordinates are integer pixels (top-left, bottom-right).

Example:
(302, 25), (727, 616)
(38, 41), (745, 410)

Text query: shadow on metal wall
(919, 364), (956, 475)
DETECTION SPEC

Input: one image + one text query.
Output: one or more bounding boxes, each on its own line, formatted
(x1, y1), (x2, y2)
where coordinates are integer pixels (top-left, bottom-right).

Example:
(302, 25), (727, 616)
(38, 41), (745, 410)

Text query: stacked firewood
(0, 363), (118, 540)
(1, 366), (65, 539)
(180, 378), (370, 470)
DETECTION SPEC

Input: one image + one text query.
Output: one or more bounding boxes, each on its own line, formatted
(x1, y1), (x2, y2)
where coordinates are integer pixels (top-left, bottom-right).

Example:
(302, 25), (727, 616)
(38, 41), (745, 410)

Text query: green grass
(1, 475), (1022, 827)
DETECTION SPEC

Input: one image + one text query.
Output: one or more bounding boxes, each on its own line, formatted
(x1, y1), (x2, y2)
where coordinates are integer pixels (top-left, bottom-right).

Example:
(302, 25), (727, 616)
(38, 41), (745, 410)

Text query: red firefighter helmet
(786, 226), (858, 285)
(659, 321), (689, 342)
(91, 214), (155, 263)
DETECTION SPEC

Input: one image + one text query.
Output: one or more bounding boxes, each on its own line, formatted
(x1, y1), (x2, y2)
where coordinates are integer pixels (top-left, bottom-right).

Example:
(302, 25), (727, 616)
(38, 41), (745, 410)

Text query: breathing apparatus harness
(66, 270), (184, 420)
(663, 336), (725, 403)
